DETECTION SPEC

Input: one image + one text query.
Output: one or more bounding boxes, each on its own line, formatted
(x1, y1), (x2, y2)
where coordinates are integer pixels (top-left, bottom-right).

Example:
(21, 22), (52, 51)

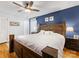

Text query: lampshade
(66, 27), (74, 32)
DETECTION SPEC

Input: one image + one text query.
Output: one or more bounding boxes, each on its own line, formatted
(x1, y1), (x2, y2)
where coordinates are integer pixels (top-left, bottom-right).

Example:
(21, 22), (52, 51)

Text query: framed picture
(45, 16), (54, 22)
(45, 17), (49, 22)
(49, 16), (54, 21)
(10, 21), (20, 26)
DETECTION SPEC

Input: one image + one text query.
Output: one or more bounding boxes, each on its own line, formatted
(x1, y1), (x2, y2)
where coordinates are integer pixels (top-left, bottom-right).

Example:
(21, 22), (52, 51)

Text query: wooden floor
(64, 48), (79, 58)
(0, 43), (16, 58)
(0, 43), (79, 58)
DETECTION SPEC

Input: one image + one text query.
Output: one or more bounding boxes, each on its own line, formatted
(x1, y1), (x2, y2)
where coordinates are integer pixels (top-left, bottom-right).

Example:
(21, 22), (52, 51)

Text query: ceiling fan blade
(13, 2), (24, 8)
(30, 8), (40, 12)
(25, 8), (40, 12)
(13, 2), (39, 12)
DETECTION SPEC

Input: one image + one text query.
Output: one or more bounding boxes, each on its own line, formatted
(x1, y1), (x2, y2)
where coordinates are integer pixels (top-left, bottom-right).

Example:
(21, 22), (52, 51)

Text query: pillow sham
(39, 30), (45, 34)
(45, 31), (54, 35)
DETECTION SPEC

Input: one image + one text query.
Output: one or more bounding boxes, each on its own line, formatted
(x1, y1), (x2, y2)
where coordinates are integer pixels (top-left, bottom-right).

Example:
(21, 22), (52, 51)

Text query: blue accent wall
(36, 6), (79, 38)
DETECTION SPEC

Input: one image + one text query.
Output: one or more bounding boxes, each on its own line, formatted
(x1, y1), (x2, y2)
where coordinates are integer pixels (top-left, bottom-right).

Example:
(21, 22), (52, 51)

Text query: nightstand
(65, 38), (79, 51)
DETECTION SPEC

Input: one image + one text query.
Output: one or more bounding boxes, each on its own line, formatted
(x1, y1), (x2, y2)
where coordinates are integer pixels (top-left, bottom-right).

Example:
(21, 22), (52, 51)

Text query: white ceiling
(0, 1), (79, 20)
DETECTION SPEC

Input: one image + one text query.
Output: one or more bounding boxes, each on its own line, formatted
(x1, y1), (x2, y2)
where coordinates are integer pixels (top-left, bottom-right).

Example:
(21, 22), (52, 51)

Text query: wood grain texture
(65, 38), (79, 51)
(0, 43), (79, 58)
(0, 43), (16, 58)
(39, 22), (66, 37)
(64, 48), (79, 58)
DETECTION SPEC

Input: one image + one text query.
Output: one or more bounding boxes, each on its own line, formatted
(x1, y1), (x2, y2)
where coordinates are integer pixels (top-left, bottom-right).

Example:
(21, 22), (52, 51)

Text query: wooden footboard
(42, 46), (58, 58)
(14, 40), (41, 58)
(9, 34), (58, 58)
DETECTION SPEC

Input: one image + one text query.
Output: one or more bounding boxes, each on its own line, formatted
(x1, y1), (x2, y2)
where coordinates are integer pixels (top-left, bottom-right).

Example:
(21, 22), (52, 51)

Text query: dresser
(65, 38), (79, 51)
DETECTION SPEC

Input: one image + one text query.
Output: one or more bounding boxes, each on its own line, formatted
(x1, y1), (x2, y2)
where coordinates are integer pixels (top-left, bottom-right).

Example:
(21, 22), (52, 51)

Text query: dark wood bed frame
(9, 22), (66, 58)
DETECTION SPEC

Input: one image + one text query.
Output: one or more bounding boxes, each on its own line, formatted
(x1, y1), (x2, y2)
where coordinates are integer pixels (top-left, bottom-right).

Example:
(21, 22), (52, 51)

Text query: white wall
(8, 18), (29, 40)
(0, 16), (29, 43)
(0, 17), (8, 43)
(8, 20), (24, 36)
(8, 20), (30, 35)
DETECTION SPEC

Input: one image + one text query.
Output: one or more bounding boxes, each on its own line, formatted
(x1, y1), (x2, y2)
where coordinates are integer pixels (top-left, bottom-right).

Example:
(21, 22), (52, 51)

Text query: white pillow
(39, 30), (45, 34)
(45, 31), (54, 35)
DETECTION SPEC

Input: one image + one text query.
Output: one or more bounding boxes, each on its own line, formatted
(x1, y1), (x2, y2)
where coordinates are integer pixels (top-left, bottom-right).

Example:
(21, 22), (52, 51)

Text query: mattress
(15, 30), (65, 58)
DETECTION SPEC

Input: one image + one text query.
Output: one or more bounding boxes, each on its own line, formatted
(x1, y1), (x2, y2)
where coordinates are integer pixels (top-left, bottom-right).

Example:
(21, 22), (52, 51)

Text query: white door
(0, 18), (8, 43)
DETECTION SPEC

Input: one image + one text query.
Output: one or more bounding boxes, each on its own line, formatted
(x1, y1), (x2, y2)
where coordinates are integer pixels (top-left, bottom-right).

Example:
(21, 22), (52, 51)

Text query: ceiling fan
(13, 1), (40, 12)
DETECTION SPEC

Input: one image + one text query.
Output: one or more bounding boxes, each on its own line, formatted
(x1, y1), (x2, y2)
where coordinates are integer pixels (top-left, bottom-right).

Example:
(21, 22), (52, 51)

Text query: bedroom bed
(9, 22), (66, 58)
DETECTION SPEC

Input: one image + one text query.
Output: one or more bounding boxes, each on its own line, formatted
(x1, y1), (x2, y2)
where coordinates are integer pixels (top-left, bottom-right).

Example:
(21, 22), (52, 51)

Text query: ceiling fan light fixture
(13, 1), (40, 12)
(25, 9), (31, 12)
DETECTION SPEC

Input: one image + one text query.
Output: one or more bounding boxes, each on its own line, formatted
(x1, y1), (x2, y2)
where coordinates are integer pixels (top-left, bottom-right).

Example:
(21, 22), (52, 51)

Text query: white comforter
(15, 30), (65, 58)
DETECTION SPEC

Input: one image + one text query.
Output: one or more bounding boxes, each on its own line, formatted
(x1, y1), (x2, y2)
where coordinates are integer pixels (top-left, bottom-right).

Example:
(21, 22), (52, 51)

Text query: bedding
(15, 30), (65, 58)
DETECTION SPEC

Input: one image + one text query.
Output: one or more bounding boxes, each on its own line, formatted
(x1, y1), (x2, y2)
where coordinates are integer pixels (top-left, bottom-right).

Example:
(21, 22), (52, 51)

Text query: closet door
(0, 18), (8, 43)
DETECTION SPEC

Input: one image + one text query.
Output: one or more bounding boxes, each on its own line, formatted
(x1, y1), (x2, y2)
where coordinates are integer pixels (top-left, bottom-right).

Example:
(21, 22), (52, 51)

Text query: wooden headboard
(39, 22), (66, 37)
